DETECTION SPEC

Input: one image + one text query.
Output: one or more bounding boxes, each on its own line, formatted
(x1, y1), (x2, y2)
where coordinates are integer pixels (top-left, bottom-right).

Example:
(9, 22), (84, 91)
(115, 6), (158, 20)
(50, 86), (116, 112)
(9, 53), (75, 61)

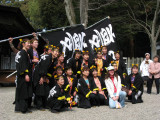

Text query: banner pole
(0, 24), (82, 43)
(86, 16), (110, 30)
(6, 70), (17, 79)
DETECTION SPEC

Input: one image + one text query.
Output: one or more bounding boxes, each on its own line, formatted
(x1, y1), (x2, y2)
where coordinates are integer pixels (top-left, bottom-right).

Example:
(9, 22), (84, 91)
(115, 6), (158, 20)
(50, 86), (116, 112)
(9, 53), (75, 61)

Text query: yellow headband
(132, 64), (138, 67)
(90, 65), (96, 70)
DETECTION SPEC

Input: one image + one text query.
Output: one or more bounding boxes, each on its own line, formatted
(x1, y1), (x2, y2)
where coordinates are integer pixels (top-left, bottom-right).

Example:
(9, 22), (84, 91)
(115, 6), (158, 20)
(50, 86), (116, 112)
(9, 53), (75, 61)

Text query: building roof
(0, 5), (35, 40)
(0, 5), (46, 54)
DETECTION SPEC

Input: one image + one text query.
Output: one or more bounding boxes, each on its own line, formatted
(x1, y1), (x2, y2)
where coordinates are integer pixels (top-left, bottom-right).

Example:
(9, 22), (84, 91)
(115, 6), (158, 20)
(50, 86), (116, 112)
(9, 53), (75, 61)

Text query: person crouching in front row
(126, 64), (143, 104)
(47, 75), (72, 113)
(77, 66), (97, 108)
(104, 66), (126, 109)
(89, 65), (108, 106)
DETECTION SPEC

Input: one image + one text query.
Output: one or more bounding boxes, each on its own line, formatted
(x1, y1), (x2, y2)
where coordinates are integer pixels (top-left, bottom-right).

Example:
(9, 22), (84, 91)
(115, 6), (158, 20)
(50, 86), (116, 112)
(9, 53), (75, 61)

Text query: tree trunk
(64, 0), (76, 25)
(80, 0), (88, 28)
(151, 39), (157, 59)
(130, 38), (134, 58)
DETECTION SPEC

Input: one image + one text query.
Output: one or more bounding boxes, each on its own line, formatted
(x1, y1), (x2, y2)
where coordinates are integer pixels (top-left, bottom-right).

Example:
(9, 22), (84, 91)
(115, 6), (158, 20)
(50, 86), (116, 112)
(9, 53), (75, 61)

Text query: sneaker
(123, 105), (127, 108)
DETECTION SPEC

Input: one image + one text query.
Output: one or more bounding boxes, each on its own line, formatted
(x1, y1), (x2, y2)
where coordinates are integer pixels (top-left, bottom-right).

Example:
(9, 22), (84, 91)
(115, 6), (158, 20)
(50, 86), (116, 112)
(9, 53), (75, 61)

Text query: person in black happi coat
(63, 66), (78, 106)
(114, 51), (128, 79)
(101, 46), (113, 67)
(93, 48), (107, 78)
(77, 66), (97, 108)
(89, 65), (108, 106)
(47, 64), (63, 89)
(33, 46), (59, 109)
(126, 65), (144, 104)
(81, 50), (92, 69)
(15, 39), (33, 113)
(67, 49), (82, 79)
(47, 75), (72, 113)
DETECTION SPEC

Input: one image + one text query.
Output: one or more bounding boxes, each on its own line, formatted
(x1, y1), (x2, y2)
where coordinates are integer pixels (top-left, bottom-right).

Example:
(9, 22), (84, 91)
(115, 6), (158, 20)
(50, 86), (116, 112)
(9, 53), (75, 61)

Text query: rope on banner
(0, 24), (82, 43)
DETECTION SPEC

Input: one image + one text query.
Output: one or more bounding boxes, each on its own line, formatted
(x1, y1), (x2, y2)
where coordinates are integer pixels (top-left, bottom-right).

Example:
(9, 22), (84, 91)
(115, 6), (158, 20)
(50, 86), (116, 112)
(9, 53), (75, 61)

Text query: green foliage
(29, 0), (69, 30)
(28, 0), (42, 29)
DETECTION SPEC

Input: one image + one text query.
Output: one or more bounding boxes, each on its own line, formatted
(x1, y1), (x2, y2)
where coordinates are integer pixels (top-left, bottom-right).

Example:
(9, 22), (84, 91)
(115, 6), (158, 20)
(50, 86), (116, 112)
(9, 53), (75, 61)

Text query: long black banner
(41, 17), (119, 62)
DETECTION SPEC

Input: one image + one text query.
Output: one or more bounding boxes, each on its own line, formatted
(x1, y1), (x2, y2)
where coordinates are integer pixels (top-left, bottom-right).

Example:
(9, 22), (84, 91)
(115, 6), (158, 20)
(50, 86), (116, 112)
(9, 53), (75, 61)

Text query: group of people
(140, 53), (160, 95)
(8, 33), (157, 114)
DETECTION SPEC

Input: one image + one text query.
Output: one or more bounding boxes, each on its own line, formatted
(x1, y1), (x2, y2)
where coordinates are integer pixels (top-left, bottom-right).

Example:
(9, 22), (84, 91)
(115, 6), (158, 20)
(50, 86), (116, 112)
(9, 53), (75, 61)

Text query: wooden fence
(123, 57), (144, 75)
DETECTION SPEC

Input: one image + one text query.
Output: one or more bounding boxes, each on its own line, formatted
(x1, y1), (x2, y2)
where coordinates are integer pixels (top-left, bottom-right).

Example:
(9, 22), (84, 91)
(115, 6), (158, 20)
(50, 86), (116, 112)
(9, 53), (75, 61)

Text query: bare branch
(137, 19), (151, 30)
(122, 0), (151, 38)
(88, 0), (116, 11)
(141, 0), (148, 26)
(151, 0), (160, 37)
(88, 2), (100, 5)
(155, 25), (160, 41)
(146, 0), (154, 7)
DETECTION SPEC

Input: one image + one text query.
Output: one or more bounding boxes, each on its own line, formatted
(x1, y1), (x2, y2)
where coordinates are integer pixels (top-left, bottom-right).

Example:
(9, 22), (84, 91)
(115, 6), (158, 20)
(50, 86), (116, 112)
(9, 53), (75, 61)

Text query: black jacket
(67, 57), (82, 75)
(105, 54), (113, 67)
(126, 73), (144, 92)
(63, 75), (78, 95)
(33, 53), (52, 96)
(77, 77), (96, 98)
(15, 49), (33, 100)
(117, 59), (127, 76)
(89, 76), (108, 95)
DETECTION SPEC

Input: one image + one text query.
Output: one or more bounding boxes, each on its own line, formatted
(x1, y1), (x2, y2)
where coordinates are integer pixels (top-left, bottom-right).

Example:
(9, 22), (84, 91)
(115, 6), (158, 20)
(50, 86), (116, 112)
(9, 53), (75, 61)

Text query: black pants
(89, 93), (97, 106)
(78, 93), (97, 108)
(142, 76), (149, 87)
(36, 95), (48, 109)
(147, 78), (159, 94)
(128, 91), (143, 104)
(95, 94), (108, 106)
(47, 99), (68, 111)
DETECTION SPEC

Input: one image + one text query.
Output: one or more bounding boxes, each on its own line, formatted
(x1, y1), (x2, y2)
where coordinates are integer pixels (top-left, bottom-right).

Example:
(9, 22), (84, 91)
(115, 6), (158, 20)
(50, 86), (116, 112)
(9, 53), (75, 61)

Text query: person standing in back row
(148, 55), (160, 94)
(140, 53), (152, 88)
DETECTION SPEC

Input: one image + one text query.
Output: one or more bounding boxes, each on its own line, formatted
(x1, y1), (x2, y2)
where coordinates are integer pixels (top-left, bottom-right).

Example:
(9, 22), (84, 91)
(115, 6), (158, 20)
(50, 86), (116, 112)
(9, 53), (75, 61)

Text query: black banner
(41, 25), (86, 63)
(41, 17), (119, 62)
(85, 17), (119, 60)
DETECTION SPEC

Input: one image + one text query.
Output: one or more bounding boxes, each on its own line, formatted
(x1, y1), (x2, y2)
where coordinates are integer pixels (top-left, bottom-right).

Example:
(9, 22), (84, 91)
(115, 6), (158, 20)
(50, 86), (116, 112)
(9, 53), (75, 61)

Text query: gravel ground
(0, 86), (160, 120)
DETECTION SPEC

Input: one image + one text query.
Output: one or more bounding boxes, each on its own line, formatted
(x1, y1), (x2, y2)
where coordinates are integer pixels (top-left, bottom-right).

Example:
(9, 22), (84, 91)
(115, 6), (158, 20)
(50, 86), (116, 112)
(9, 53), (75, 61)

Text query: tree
(123, 0), (160, 58)
(28, 0), (42, 29)
(80, 0), (88, 28)
(64, 0), (117, 27)
(64, 0), (76, 25)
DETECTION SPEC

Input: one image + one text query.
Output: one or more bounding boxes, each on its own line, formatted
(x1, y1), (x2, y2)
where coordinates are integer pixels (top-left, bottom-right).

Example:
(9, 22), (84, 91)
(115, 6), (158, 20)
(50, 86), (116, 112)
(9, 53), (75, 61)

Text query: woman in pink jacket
(148, 55), (160, 94)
